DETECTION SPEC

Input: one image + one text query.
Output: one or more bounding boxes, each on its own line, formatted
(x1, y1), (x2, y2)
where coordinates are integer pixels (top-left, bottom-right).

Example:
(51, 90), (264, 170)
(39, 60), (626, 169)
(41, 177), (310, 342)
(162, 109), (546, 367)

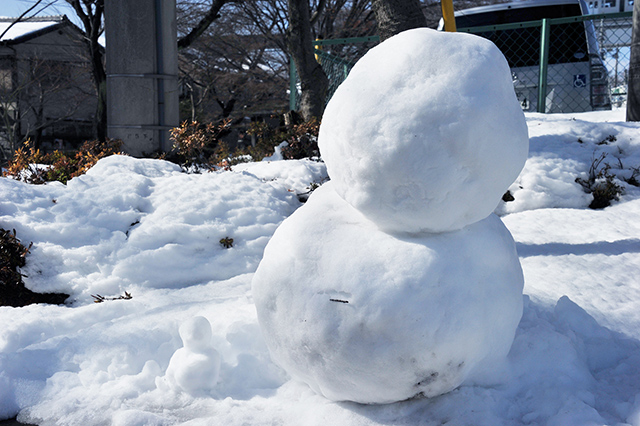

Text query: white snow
(0, 20), (58, 41)
(1, 101), (640, 424)
(318, 29), (529, 233)
(254, 29), (528, 404)
(158, 316), (221, 396)
(252, 182), (523, 403)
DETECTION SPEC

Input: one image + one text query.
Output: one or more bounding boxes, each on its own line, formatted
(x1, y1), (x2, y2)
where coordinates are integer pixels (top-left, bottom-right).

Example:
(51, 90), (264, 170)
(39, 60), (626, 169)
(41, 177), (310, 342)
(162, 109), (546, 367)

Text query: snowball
(318, 28), (529, 233)
(252, 183), (524, 403)
(161, 316), (221, 395)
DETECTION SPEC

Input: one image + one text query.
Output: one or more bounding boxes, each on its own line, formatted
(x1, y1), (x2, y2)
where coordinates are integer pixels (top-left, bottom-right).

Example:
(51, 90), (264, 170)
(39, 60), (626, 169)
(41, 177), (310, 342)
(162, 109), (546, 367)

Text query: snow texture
(319, 28), (529, 233)
(1, 94), (640, 424)
(0, 155), (317, 302)
(252, 182), (523, 403)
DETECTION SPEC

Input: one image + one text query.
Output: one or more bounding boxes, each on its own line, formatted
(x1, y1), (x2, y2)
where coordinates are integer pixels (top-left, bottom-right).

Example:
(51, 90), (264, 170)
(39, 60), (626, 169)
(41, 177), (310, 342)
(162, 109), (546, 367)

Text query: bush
(280, 118), (320, 160)
(168, 119), (233, 172)
(575, 152), (624, 209)
(3, 139), (124, 184)
(247, 117), (321, 161)
(0, 228), (69, 307)
(168, 116), (322, 173)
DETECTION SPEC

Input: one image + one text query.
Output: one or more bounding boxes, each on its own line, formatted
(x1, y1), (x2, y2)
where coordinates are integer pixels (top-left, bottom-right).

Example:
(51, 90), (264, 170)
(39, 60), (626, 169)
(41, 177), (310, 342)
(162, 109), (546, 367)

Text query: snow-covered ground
(1, 108), (640, 425)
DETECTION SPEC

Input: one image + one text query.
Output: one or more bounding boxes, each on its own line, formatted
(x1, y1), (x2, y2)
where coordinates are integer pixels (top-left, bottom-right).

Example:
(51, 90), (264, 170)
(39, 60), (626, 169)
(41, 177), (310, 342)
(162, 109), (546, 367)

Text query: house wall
(0, 48), (18, 157)
(1, 24), (97, 154)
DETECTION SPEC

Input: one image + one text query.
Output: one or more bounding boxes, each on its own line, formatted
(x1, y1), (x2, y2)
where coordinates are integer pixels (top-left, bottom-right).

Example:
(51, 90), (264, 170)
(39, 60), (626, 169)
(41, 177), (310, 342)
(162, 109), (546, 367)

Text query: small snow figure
(163, 316), (221, 395)
(253, 28), (528, 404)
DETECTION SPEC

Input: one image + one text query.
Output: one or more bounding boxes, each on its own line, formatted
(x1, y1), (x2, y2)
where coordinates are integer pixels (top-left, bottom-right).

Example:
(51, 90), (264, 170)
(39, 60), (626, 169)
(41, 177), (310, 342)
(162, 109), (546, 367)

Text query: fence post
(289, 57), (297, 111)
(537, 18), (551, 113)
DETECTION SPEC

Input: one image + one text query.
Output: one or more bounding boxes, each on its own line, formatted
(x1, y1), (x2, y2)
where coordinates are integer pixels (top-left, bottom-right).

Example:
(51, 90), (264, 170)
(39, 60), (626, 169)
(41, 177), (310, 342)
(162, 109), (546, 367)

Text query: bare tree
(287, 0), (329, 120)
(177, 0), (231, 49)
(0, 56), (94, 150)
(64, 0), (235, 140)
(24, 58), (93, 148)
(65, 0), (107, 141)
(371, 0), (427, 41)
(0, 71), (21, 162)
(177, 1), (290, 122)
(313, 0), (376, 39)
(180, 0), (375, 122)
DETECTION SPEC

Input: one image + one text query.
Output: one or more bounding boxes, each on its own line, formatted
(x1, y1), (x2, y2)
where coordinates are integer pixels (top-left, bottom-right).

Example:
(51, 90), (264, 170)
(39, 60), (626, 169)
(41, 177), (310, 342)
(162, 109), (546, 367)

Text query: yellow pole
(441, 0), (457, 32)
(314, 38), (323, 64)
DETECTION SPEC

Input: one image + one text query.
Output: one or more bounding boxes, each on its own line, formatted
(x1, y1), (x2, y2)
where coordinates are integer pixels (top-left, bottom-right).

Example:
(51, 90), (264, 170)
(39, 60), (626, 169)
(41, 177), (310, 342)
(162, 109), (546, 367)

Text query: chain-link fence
(290, 11), (633, 114)
(593, 14), (634, 108)
(289, 36), (380, 111)
(458, 11), (632, 113)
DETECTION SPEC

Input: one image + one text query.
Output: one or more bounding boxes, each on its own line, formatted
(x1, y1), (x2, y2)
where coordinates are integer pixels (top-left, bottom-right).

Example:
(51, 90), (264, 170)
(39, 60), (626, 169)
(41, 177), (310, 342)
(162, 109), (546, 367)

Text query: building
(0, 15), (98, 161)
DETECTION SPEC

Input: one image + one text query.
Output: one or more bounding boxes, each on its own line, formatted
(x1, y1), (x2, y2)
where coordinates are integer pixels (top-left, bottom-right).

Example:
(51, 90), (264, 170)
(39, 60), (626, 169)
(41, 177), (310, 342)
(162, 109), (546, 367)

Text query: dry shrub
(3, 139), (124, 184)
(0, 228), (69, 307)
(247, 117), (321, 161)
(169, 119), (232, 171)
(280, 118), (320, 160)
(169, 116), (322, 173)
(575, 153), (624, 209)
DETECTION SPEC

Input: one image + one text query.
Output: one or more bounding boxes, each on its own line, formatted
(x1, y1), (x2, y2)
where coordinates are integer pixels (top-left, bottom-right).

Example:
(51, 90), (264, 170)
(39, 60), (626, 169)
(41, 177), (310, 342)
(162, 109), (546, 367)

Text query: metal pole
(289, 57), (297, 111)
(538, 18), (550, 113)
(627, 0), (640, 121)
(154, 0), (166, 151)
(441, 0), (457, 32)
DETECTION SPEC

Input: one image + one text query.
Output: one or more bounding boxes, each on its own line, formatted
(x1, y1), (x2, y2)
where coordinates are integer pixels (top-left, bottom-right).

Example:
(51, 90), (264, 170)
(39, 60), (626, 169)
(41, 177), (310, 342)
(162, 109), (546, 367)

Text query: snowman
(160, 316), (221, 395)
(252, 28), (529, 404)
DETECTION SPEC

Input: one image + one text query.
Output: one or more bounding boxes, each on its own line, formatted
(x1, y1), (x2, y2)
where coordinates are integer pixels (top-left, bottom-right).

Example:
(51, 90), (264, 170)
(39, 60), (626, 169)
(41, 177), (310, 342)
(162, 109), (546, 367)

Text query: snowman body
(252, 28), (528, 404)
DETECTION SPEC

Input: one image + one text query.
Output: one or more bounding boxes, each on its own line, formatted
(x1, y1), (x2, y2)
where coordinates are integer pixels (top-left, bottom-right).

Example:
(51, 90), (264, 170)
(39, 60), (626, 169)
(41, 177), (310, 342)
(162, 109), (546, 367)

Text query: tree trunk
(371, 0), (427, 41)
(287, 0), (329, 121)
(91, 40), (108, 142)
(67, 1), (107, 141)
(627, 0), (640, 121)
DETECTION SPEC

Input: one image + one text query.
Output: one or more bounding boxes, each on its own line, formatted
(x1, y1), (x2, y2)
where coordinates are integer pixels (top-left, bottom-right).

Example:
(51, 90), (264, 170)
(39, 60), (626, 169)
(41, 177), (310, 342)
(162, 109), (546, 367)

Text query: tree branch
(310, 0), (327, 26)
(178, 0), (229, 50)
(0, 0), (45, 40)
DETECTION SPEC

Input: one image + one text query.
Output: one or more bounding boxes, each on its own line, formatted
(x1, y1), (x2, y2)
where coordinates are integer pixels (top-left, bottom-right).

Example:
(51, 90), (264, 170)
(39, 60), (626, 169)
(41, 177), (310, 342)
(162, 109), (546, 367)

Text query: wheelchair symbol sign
(573, 74), (587, 88)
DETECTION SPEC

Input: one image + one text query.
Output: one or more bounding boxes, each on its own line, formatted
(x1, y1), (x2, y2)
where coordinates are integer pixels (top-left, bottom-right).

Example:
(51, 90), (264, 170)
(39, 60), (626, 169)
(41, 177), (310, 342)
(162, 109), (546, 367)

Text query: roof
(453, 0), (587, 17)
(0, 15), (69, 43)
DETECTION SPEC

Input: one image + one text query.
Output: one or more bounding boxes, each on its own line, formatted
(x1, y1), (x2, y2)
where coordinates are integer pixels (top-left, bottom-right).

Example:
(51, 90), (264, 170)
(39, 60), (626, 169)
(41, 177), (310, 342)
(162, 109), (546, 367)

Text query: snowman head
(179, 316), (213, 352)
(318, 28), (529, 234)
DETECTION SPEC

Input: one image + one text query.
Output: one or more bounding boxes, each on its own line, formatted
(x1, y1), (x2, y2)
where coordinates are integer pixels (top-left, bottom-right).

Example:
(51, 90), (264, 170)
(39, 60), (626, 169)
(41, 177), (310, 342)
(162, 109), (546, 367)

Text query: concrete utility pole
(627, 0), (640, 121)
(105, 0), (179, 155)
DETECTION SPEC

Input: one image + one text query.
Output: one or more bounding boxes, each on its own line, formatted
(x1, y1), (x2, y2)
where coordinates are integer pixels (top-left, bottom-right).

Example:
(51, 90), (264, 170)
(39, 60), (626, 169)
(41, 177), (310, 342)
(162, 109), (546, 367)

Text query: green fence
(289, 35), (380, 111)
(290, 11), (633, 114)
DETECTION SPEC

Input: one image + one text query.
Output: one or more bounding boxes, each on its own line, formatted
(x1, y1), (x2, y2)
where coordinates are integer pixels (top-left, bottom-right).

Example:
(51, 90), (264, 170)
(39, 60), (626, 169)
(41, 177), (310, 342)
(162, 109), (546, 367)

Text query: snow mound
(85, 154), (181, 178)
(252, 183), (524, 403)
(319, 28), (529, 233)
(0, 156), (301, 301)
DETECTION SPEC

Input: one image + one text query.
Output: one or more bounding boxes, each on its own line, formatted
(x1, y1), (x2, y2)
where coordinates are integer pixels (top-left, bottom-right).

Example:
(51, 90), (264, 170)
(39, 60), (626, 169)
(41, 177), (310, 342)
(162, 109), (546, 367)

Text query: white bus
(441, 0), (611, 113)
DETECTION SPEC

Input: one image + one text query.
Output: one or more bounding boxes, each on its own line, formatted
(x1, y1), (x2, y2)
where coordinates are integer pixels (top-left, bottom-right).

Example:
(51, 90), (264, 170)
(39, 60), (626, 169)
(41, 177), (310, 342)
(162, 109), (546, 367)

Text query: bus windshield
(456, 4), (590, 67)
